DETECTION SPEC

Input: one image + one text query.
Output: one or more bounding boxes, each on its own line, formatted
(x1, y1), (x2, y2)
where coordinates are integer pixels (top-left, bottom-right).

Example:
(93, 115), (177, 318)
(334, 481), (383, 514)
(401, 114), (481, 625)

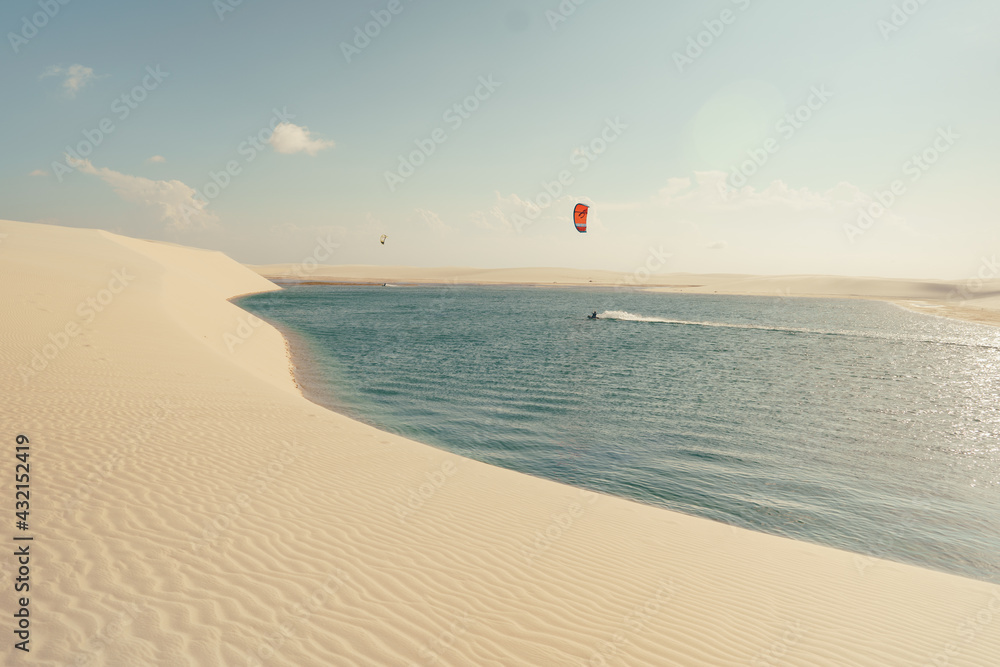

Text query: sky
(1, 0), (998, 279)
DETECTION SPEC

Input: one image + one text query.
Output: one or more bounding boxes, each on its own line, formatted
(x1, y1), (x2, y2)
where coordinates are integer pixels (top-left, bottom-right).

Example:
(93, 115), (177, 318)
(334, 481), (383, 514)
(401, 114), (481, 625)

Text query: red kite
(573, 203), (588, 233)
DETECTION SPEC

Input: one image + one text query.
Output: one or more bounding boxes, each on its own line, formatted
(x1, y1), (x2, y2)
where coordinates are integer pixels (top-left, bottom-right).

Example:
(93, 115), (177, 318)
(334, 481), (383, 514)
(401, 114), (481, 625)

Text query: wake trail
(596, 310), (848, 336)
(594, 311), (1000, 351)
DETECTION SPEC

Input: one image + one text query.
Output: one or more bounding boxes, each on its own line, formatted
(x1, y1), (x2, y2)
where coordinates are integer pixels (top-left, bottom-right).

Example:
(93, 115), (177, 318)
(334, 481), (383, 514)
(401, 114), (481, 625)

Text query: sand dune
(248, 264), (648, 286)
(4, 219), (1000, 666)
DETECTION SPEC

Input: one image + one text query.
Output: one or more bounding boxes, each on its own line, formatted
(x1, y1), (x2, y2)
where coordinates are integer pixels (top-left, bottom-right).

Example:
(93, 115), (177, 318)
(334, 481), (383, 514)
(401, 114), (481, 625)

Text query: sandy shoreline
(252, 264), (1000, 328)
(4, 219), (1000, 666)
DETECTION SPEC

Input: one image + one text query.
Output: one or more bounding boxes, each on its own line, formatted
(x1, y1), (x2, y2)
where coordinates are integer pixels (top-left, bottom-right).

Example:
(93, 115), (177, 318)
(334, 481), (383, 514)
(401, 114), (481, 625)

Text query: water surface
(239, 286), (1000, 583)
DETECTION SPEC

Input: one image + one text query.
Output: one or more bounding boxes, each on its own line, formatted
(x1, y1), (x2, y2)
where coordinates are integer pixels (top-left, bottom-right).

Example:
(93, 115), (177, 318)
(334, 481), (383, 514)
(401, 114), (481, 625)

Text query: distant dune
(252, 263), (1000, 327)
(4, 219), (1000, 665)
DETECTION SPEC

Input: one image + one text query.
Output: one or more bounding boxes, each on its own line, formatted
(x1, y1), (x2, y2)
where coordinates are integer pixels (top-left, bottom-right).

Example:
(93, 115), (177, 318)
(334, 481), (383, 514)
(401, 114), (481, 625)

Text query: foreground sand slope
(3, 220), (999, 666)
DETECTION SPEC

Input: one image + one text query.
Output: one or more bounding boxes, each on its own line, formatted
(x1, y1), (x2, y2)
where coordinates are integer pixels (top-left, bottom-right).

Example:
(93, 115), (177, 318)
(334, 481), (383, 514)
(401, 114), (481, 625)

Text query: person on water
(588, 311), (597, 319)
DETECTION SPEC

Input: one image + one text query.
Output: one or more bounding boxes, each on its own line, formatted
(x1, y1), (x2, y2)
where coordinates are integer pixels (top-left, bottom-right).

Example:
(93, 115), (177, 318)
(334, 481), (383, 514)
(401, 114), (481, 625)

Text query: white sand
(4, 219), (1000, 666)
(249, 264), (642, 285)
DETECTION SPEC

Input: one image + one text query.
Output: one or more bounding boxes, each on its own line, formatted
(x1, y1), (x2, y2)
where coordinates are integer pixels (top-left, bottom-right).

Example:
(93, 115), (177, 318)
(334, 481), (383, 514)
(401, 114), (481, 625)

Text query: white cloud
(414, 208), (451, 233)
(268, 123), (335, 156)
(147, 155), (166, 163)
(28, 169), (48, 177)
(41, 64), (100, 97)
(267, 221), (347, 238)
(642, 170), (898, 235)
(654, 170), (867, 212)
(269, 222), (302, 235)
(475, 173), (872, 234)
(707, 241), (727, 249)
(68, 157), (218, 231)
(471, 191), (582, 233)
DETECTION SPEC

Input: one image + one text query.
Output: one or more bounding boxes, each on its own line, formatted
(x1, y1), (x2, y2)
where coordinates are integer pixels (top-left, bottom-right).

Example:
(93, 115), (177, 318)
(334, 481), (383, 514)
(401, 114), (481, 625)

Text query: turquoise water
(238, 286), (1000, 583)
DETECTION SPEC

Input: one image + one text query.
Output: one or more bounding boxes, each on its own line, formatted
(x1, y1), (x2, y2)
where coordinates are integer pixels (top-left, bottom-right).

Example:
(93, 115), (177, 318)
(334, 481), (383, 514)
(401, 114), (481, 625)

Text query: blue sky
(2, 0), (998, 278)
